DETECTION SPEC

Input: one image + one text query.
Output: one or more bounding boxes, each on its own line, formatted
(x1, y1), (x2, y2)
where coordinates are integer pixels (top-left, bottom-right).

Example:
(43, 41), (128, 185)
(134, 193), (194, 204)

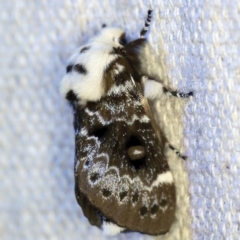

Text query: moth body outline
(61, 10), (192, 236)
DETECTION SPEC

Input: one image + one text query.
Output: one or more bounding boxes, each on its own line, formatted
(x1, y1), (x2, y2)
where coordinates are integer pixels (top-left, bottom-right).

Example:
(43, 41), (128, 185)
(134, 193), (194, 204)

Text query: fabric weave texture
(1, 1), (239, 240)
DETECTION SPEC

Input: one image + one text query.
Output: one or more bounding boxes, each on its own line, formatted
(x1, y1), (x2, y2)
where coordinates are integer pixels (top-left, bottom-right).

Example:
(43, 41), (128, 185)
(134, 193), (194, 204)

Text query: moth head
(91, 27), (126, 47)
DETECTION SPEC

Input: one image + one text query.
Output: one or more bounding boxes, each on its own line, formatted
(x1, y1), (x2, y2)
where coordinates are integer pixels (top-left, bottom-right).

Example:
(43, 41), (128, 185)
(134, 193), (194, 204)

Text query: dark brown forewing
(75, 184), (102, 228)
(74, 67), (176, 234)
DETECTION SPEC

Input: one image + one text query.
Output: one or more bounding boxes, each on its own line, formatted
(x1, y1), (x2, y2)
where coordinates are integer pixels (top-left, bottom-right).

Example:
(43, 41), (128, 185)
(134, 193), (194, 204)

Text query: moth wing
(75, 185), (101, 228)
(74, 68), (176, 235)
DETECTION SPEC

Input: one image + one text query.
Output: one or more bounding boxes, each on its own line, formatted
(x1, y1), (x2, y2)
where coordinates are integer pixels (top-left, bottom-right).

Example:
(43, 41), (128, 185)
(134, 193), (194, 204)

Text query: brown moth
(60, 10), (192, 236)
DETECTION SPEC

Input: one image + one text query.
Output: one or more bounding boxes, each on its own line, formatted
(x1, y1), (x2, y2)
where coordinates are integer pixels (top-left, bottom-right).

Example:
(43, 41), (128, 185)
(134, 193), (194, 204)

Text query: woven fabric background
(1, 1), (239, 240)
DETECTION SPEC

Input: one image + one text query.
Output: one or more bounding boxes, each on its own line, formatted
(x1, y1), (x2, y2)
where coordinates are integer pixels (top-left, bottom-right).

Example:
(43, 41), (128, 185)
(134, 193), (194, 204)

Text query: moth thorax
(127, 146), (146, 160)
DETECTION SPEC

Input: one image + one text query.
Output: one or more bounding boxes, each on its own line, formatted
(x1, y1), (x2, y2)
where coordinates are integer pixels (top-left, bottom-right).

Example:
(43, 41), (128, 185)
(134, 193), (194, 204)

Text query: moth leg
(167, 143), (187, 160)
(142, 76), (193, 100)
(162, 87), (193, 98)
(140, 10), (153, 38)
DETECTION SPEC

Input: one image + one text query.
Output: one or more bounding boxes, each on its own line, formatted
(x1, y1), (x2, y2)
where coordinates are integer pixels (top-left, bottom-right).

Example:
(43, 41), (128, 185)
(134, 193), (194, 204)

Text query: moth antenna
(140, 10), (153, 38)
(168, 143), (187, 160)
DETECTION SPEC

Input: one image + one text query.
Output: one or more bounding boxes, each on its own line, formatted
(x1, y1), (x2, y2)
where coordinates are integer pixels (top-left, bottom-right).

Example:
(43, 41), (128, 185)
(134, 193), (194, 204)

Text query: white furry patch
(60, 47), (117, 101)
(60, 28), (125, 102)
(92, 28), (124, 46)
(152, 171), (173, 187)
(102, 221), (125, 236)
(143, 78), (164, 100)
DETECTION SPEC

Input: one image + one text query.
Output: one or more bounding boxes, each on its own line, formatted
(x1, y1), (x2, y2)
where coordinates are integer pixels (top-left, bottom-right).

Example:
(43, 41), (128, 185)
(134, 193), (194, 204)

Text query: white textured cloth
(1, 1), (239, 240)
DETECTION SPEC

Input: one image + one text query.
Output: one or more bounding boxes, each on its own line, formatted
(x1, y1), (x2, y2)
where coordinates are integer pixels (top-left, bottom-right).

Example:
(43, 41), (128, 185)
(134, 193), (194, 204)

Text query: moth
(60, 10), (193, 236)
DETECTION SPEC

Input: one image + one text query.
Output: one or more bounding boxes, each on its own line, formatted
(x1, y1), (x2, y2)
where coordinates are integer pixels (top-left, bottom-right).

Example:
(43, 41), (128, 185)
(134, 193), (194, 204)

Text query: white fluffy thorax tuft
(90, 27), (125, 46)
(60, 28), (125, 103)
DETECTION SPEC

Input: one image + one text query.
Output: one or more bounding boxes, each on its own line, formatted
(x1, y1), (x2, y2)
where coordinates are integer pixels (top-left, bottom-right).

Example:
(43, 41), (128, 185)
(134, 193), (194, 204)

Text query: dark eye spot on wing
(102, 189), (111, 197)
(140, 206), (148, 216)
(74, 64), (87, 74)
(89, 126), (108, 139)
(80, 46), (90, 54)
(131, 158), (146, 169)
(132, 191), (139, 203)
(160, 199), (168, 207)
(119, 191), (128, 201)
(126, 135), (142, 149)
(90, 173), (99, 183)
(150, 204), (159, 215)
(66, 64), (73, 73)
